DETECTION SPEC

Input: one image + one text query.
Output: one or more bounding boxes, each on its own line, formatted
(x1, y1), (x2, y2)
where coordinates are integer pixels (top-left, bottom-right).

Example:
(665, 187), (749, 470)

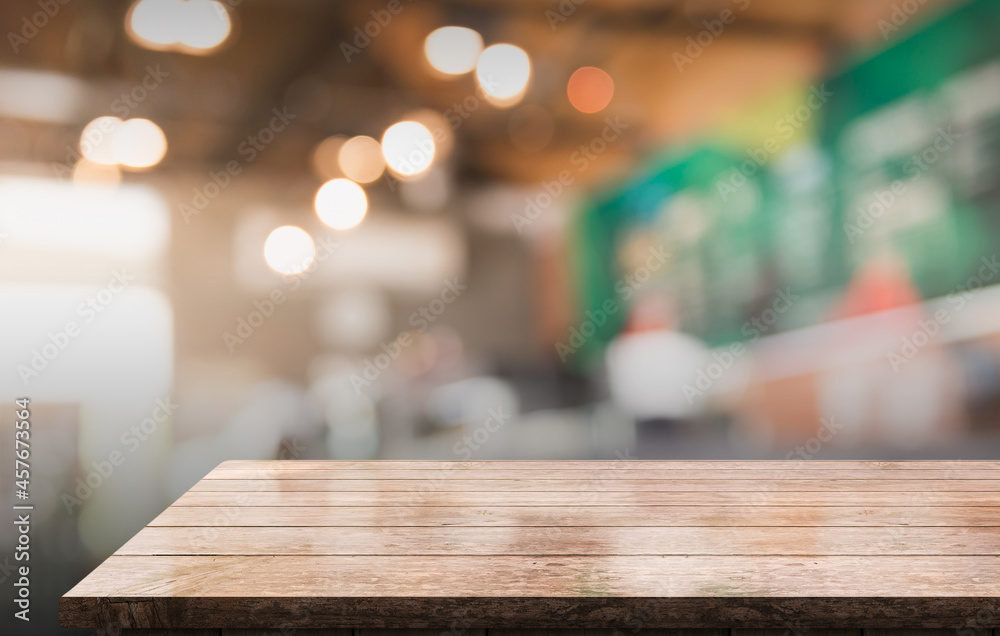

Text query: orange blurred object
(567, 66), (615, 114)
(835, 252), (923, 319)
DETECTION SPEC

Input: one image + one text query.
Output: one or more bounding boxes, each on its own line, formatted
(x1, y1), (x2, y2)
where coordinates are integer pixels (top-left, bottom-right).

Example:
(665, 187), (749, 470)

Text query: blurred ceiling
(0, 0), (960, 188)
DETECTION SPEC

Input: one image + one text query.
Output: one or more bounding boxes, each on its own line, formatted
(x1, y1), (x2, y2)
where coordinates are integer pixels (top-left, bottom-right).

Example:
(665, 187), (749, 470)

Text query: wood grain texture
(213, 460), (1000, 470)
(190, 478), (1000, 492)
(116, 525), (1000, 556)
(172, 490), (1000, 506)
(61, 461), (1000, 631)
(204, 468), (1000, 481)
(148, 505), (1000, 527)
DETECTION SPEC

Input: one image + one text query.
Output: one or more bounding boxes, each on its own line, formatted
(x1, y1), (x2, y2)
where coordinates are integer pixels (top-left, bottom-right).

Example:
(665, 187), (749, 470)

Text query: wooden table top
(60, 460), (1000, 630)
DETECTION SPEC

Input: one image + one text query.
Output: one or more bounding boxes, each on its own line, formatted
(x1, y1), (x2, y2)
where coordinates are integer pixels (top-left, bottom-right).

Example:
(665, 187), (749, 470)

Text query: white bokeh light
(476, 44), (531, 107)
(315, 178), (368, 230)
(264, 226), (315, 275)
(128, 0), (184, 46)
(111, 118), (168, 169)
(424, 26), (483, 75)
(179, 0), (232, 50)
(381, 121), (435, 178)
(79, 116), (123, 165)
(127, 0), (232, 53)
(337, 136), (385, 184)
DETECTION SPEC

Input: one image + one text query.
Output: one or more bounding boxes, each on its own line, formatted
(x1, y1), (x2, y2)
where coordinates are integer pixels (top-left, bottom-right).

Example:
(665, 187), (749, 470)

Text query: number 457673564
(15, 397), (30, 494)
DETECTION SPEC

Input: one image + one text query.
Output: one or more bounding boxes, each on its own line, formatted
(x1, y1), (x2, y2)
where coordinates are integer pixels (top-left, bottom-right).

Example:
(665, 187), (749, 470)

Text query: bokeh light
(263, 225), (315, 275)
(567, 66), (615, 113)
(127, 0), (232, 54)
(315, 178), (369, 230)
(179, 0), (232, 50)
(111, 118), (168, 169)
(79, 116), (123, 165)
(381, 121), (436, 178)
(406, 109), (454, 160)
(424, 26), (483, 75)
(338, 136), (386, 184)
(311, 135), (347, 181)
(476, 44), (531, 107)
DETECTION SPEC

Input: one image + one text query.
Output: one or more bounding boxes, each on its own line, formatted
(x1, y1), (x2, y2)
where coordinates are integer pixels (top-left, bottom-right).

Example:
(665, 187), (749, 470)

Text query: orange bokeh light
(566, 66), (614, 113)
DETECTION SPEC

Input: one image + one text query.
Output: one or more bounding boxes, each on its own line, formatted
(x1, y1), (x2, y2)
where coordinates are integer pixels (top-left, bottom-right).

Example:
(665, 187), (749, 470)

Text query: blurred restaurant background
(2, 0), (1000, 632)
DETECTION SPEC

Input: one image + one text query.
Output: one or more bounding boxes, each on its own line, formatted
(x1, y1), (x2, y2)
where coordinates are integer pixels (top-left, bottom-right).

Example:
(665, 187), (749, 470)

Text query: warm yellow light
(338, 136), (385, 184)
(111, 118), (167, 169)
(476, 44), (531, 107)
(315, 178), (368, 230)
(264, 226), (315, 275)
(424, 26), (483, 75)
(79, 116), (123, 165)
(126, 0), (231, 54)
(381, 121), (435, 178)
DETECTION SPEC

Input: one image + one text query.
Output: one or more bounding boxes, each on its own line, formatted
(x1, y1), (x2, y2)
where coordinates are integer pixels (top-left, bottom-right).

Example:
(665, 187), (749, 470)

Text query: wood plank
(115, 526), (1000, 556)
(148, 505), (1000, 527)
(214, 460), (1000, 470)
(68, 554), (1000, 597)
(189, 478), (1000, 492)
(205, 468), (1000, 481)
(62, 460), (1000, 631)
(172, 490), (1000, 507)
(60, 555), (1000, 628)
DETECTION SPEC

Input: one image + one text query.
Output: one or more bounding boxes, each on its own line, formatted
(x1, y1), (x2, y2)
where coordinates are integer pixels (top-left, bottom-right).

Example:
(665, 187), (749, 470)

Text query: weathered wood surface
(61, 461), (1000, 630)
(190, 478), (1000, 491)
(173, 490), (1000, 506)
